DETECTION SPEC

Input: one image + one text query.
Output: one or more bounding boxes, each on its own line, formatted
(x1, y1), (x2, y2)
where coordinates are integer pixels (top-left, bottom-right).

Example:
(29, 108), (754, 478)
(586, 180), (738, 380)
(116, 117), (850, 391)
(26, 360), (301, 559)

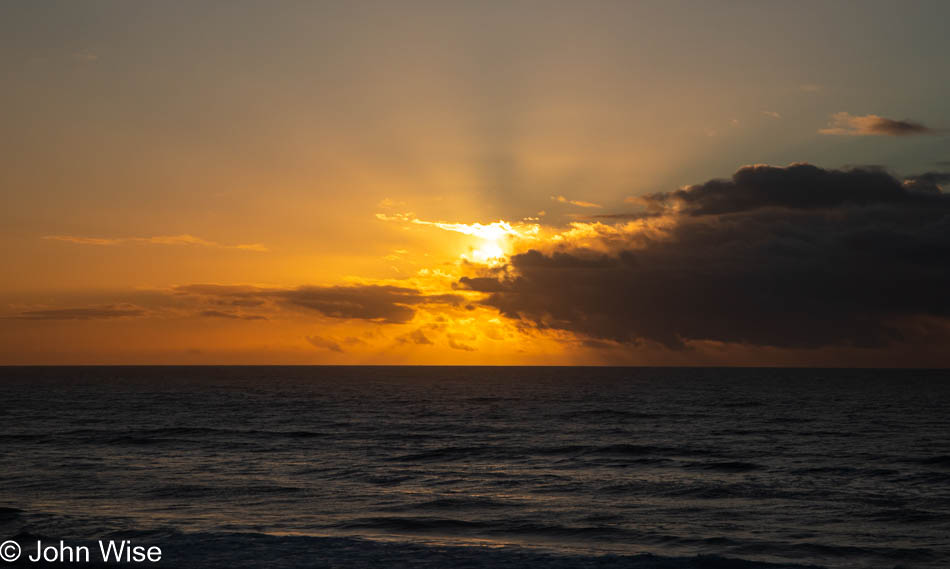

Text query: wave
(332, 516), (648, 543)
(788, 466), (897, 478)
(681, 461), (763, 473)
(904, 455), (950, 468)
(145, 483), (303, 500)
(379, 496), (520, 512)
(583, 443), (708, 457)
(384, 442), (721, 465)
(0, 529), (831, 568)
(332, 516), (489, 533)
(861, 507), (945, 524)
(5, 427), (333, 447)
(388, 446), (495, 462)
(554, 409), (713, 421)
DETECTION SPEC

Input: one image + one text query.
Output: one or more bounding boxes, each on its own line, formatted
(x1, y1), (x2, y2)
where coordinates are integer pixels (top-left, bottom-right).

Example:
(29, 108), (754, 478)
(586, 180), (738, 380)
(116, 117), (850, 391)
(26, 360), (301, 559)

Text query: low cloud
(43, 234), (268, 252)
(460, 164), (950, 351)
(397, 328), (434, 345)
(447, 333), (476, 351)
(819, 112), (935, 136)
(280, 286), (461, 323)
(306, 335), (343, 352)
(7, 306), (145, 320)
(551, 195), (602, 208)
(198, 310), (267, 321)
(176, 283), (463, 324)
(587, 212), (660, 221)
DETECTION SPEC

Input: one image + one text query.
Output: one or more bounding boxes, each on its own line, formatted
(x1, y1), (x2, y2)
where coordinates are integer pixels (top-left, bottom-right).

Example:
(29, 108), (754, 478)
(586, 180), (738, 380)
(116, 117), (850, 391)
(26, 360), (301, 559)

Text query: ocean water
(0, 366), (948, 568)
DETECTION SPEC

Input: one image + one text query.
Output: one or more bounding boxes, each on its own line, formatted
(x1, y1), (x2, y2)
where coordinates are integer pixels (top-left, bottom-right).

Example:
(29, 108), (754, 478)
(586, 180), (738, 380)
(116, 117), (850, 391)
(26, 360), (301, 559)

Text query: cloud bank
(176, 284), (463, 324)
(460, 164), (950, 351)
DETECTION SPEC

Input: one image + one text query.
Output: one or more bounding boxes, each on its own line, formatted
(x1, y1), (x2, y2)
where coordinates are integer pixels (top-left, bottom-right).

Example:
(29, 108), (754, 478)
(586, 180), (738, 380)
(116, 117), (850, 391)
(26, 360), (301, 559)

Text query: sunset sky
(2, 1), (949, 365)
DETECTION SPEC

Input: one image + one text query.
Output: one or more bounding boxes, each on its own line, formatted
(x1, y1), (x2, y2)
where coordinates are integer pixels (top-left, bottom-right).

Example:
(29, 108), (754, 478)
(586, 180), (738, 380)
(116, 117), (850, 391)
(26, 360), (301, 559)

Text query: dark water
(0, 367), (948, 568)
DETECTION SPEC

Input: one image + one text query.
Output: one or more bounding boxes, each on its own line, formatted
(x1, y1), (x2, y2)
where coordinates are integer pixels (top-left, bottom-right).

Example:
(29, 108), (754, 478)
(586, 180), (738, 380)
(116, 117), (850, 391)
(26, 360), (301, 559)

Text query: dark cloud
(306, 335), (343, 353)
(7, 307), (144, 320)
(639, 163), (947, 216)
(398, 328), (434, 345)
(447, 333), (476, 351)
(453, 277), (511, 293)
(864, 118), (931, 135)
(902, 171), (950, 194)
(580, 339), (619, 350)
(278, 286), (461, 323)
(176, 284), (463, 324)
(461, 164), (950, 351)
(593, 213), (660, 220)
(198, 310), (267, 320)
(216, 299), (266, 308)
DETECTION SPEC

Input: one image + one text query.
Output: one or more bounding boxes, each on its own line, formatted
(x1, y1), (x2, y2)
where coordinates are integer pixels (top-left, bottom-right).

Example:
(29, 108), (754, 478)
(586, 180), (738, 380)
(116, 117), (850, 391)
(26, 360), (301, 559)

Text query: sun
(469, 240), (506, 265)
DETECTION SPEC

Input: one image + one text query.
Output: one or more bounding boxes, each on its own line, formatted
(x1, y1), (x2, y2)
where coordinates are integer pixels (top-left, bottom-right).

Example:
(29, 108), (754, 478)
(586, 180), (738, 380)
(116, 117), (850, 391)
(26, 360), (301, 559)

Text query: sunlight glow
(376, 213), (541, 266)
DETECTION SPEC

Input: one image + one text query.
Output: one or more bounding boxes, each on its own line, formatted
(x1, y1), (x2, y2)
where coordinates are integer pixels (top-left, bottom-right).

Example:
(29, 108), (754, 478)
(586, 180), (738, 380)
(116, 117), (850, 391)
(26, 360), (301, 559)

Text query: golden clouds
(375, 211), (541, 266)
(43, 234), (268, 252)
(10, 162), (950, 366)
(551, 195), (602, 208)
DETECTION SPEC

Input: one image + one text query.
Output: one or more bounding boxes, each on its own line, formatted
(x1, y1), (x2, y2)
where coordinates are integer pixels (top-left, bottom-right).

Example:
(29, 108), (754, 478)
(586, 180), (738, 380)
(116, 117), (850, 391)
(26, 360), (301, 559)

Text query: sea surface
(0, 366), (948, 568)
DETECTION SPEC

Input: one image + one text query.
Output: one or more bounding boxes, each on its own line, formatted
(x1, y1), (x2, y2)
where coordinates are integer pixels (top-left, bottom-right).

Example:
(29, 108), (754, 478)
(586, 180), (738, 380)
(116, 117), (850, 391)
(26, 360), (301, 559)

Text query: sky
(2, 0), (949, 365)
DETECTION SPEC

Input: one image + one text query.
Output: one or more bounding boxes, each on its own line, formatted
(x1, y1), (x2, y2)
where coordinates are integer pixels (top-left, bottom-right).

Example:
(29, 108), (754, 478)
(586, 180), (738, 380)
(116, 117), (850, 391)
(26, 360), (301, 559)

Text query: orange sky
(2, 2), (949, 365)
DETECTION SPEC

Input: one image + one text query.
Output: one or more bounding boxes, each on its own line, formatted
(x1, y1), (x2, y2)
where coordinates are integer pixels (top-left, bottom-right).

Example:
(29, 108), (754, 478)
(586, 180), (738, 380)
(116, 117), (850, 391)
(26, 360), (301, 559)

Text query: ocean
(0, 366), (947, 568)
